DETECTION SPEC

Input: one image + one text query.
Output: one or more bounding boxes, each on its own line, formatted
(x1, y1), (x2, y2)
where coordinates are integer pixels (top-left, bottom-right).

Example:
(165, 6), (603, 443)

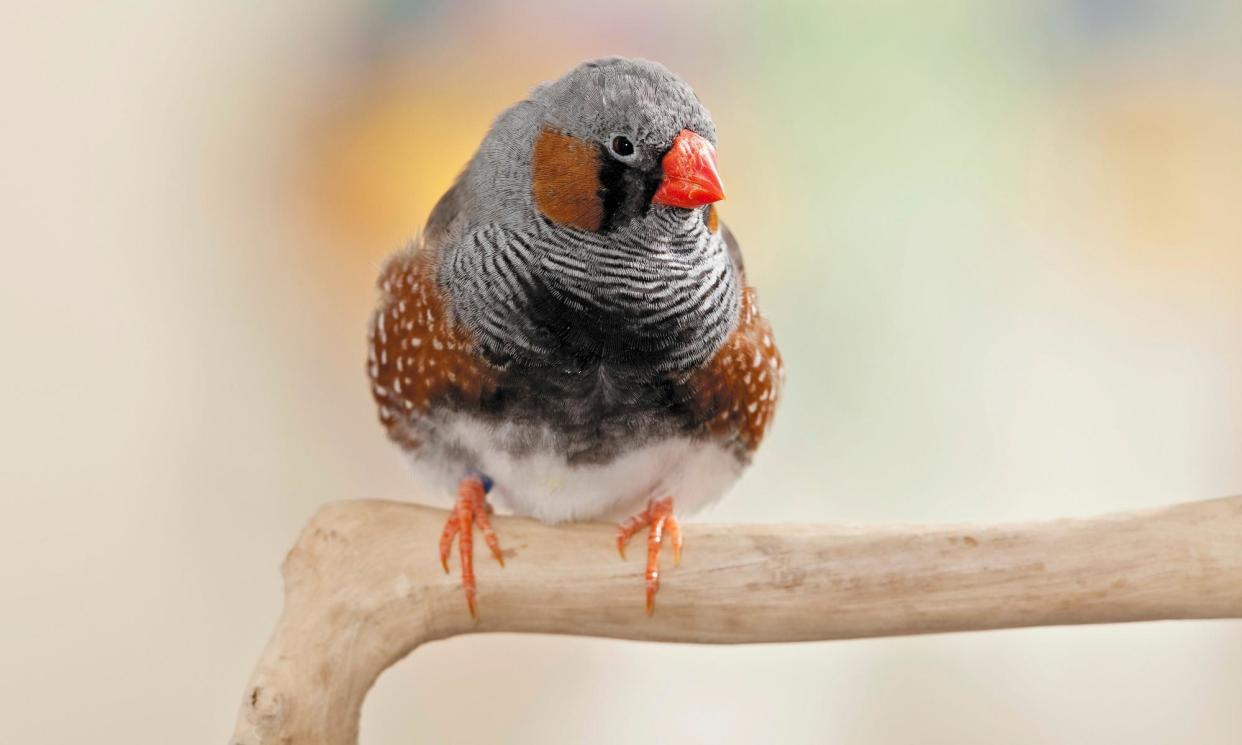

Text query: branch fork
(231, 495), (1242, 745)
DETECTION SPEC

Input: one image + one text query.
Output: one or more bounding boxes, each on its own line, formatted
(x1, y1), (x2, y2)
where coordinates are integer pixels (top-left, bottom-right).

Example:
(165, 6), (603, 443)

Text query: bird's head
(466, 57), (725, 234)
(448, 58), (739, 376)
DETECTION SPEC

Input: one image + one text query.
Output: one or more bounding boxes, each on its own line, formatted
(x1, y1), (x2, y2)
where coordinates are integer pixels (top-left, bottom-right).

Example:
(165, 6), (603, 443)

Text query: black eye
(610, 135), (634, 157)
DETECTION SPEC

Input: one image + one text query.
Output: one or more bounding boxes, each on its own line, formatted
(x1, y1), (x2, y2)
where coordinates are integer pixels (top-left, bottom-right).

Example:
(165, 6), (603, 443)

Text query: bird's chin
(646, 203), (708, 229)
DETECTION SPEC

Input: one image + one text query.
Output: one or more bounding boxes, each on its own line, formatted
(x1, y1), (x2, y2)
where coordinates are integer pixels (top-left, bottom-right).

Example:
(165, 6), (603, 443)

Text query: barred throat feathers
(440, 207), (741, 379)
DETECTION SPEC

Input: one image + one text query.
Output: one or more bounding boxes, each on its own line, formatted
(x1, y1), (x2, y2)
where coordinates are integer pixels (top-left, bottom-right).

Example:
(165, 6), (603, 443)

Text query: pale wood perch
(231, 495), (1242, 745)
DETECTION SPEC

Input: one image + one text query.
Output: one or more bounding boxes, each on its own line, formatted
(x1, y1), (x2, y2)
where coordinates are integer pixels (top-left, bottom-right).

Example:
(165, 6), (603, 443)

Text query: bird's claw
(617, 496), (682, 615)
(439, 475), (504, 618)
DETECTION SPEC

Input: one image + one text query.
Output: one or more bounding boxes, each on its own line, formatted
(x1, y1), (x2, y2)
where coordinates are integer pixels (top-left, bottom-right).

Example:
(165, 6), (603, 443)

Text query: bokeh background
(3, 1), (1241, 743)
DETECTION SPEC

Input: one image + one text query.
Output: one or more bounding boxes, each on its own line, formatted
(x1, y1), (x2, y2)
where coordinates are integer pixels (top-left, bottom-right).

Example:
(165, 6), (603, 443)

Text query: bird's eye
(610, 135), (634, 158)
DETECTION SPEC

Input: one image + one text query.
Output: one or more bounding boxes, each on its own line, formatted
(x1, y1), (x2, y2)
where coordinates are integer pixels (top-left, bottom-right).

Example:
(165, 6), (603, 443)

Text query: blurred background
(3, 1), (1241, 743)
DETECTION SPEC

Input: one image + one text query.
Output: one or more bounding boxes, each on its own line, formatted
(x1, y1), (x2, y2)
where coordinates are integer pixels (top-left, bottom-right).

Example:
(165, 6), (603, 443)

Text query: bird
(367, 57), (782, 617)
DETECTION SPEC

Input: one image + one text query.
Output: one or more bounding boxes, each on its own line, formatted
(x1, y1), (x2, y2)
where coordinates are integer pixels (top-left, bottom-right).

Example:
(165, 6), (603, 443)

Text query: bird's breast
(456, 215), (741, 377)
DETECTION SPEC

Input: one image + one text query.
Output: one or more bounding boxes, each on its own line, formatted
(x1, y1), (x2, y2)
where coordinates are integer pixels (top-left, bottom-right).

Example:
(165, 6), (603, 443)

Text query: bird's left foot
(616, 496), (682, 616)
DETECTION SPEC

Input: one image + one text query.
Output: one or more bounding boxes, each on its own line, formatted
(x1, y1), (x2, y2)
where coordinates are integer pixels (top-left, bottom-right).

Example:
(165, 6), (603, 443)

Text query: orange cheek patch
(706, 204), (719, 233)
(531, 129), (604, 232)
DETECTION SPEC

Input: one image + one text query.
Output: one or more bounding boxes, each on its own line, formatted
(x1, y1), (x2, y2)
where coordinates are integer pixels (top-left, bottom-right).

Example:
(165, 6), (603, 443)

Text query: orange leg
(616, 496), (682, 616)
(439, 475), (504, 618)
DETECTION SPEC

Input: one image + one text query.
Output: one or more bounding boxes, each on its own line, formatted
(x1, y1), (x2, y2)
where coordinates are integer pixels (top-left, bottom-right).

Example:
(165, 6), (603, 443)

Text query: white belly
(405, 415), (744, 523)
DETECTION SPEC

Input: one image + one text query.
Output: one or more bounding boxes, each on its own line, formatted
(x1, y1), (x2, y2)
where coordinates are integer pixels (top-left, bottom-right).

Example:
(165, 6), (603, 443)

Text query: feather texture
(368, 57), (782, 521)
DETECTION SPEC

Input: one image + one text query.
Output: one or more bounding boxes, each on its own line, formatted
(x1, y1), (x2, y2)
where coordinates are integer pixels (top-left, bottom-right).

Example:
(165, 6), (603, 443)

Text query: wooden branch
(231, 495), (1242, 745)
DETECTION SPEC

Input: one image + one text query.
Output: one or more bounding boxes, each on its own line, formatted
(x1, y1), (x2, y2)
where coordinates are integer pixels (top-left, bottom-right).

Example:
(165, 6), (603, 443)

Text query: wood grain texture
(231, 495), (1242, 745)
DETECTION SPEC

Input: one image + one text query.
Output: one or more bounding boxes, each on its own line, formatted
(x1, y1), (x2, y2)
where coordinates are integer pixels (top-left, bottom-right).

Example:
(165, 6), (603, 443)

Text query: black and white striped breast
(442, 208), (740, 378)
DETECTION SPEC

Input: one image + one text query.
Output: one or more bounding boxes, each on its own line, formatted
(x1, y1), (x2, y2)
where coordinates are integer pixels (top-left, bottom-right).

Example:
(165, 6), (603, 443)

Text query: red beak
(651, 129), (726, 209)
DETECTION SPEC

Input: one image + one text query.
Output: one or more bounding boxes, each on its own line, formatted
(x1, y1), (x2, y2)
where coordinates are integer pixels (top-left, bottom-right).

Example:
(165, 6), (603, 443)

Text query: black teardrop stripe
(597, 153), (628, 232)
(595, 145), (669, 233)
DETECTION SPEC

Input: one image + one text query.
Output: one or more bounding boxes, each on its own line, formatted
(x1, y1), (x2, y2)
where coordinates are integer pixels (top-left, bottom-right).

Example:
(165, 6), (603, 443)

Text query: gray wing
(423, 172), (469, 248)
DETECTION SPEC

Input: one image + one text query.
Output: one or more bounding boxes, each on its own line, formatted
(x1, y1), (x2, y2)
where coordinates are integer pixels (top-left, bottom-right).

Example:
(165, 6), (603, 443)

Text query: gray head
(442, 57), (739, 381)
(533, 56), (716, 155)
(462, 57), (725, 233)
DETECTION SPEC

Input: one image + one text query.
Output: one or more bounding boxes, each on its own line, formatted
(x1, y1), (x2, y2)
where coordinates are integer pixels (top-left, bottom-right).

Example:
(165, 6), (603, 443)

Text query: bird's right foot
(439, 474), (504, 618)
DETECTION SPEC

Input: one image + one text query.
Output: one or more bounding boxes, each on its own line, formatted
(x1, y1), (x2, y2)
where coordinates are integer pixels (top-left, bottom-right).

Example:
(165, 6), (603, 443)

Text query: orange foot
(440, 474), (504, 618)
(616, 496), (682, 616)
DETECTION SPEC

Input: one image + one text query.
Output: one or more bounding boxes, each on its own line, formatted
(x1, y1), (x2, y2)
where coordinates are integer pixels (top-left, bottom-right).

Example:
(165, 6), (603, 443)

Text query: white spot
(747, 402), (757, 413)
(432, 338), (444, 351)
(752, 349), (762, 368)
(393, 379), (403, 394)
(411, 337), (423, 347)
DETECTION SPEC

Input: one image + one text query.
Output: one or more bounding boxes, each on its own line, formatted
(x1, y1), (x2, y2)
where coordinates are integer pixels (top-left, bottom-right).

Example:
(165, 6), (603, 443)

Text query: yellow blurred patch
(310, 69), (495, 253)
